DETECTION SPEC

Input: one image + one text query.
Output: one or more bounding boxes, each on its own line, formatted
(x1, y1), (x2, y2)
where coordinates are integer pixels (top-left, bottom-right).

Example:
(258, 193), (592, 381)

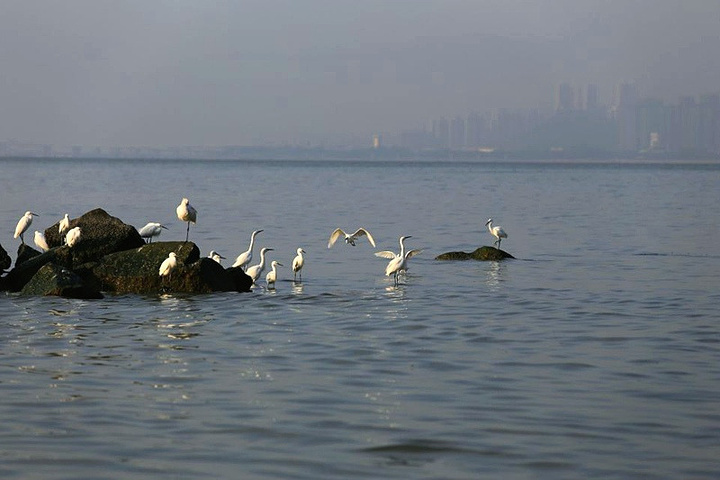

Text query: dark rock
(20, 263), (103, 299)
(3, 248), (63, 292)
(88, 241), (251, 294)
(43, 208), (145, 264)
(0, 243), (11, 271)
(16, 243), (42, 267)
(435, 246), (515, 261)
(225, 266), (254, 292)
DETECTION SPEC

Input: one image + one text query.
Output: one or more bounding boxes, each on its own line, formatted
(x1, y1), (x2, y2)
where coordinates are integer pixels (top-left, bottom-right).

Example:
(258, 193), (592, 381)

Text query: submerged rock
(20, 263), (103, 299)
(435, 246), (515, 261)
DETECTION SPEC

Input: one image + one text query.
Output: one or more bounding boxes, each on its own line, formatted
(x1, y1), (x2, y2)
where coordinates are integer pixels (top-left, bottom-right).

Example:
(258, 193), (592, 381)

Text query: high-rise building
(433, 117), (450, 149)
(450, 116), (466, 149)
(613, 82), (638, 151)
(586, 84), (599, 112)
(556, 83), (575, 113)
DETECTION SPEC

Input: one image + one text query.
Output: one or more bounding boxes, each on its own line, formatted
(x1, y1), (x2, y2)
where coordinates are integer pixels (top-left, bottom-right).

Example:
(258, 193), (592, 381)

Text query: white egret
(138, 222), (168, 243)
(246, 247), (273, 283)
(34, 231), (50, 252)
(292, 247), (306, 280)
(58, 213), (70, 242)
(159, 252), (179, 282)
(208, 250), (225, 264)
(176, 198), (197, 242)
(327, 227), (376, 248)
(14, 211), (38, 244)
(232, 229), (263, 270)
(266, 260), (283, 288)
(65, 226), (82, 248)
(375, 235), (422, 285)
(485, 218), (508, 248)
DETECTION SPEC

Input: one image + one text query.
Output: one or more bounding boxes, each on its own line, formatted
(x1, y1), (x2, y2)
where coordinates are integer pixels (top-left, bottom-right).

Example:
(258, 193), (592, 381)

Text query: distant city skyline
(2, 2), (720, 150)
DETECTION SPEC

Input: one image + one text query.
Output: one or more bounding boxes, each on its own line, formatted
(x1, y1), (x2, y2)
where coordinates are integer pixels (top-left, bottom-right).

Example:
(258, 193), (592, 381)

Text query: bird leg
(185, 222), (190, 242)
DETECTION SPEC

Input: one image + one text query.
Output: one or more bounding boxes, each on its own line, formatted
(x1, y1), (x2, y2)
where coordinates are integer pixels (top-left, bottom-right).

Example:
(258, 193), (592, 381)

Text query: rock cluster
(1, 208), (252, 298)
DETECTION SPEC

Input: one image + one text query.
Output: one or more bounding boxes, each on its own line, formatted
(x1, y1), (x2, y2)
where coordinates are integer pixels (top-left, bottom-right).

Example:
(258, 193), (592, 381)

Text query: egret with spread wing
(375, 235), (422, 285)
(328, 227), (375, 248)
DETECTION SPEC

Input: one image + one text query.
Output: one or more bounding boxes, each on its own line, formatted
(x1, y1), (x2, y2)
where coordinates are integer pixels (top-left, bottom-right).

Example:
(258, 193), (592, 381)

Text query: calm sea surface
(1, 157), (719, 479)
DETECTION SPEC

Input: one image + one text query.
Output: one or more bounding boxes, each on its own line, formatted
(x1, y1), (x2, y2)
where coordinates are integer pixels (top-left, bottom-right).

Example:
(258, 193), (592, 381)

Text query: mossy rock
(435, 246), (514, 261)
(20, 263), (103, 299)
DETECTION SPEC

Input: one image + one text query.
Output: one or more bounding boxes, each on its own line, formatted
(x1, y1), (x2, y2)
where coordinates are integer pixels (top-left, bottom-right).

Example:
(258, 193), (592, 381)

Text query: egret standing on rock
(138, 222), (168, 243)
(292, 247), (305, 280)
(176, 198), (197, 242)
(246, 247), (273, 284)
(34, 231), (50, 252)
(65, 226), (82, 248)
(159, 252), (179, 284)
(485, 218), (507, 249)
(233, 229), (263, 270)
(266, 260), (283, 288)
(14, 211), (38, 244)
(375, 235), (422, 286)
(208, 250), (225, 264)
(59, 213), (70, 243)
(328, 227), (376, 248)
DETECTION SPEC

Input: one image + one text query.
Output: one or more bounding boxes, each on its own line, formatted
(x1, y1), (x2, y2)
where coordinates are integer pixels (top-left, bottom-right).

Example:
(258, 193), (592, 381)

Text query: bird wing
(353, 228), (376, 247)
(328, 228), (346, 248)
(496, 227), (507, 238)
(14, 217), (29, 238)
(405, 249), (423, 259)
(187, 205), (197, 223)
(138, 223), (155, 236)
(374, 250), (396, 259)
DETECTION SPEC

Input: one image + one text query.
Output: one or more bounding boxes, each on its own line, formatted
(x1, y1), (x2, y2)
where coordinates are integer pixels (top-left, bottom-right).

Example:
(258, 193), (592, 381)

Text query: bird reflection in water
(484, 261), (506, 291)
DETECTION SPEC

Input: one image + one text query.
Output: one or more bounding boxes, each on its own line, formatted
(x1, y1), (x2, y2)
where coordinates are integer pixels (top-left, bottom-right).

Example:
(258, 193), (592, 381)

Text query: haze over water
(1, 157), (719, 479)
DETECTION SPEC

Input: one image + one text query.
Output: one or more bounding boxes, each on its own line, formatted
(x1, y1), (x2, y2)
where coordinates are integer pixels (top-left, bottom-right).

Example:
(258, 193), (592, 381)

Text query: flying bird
(65, 226), (82, 248)
(327, 227), (376, 248)
(246, 247), (273, 283)
(375, 235), (422, 285)
(14, 211), (38, 244)
(34, 231), (50, 252)
(176, 198), (197, 242)
(59, 213), (70, 242)
(266, 260), (283, 288)
(138, 222), (168, 243)
(485, 218), (508, 248)
(292, 247), (305, 280)
(232, 229), (263, 270)
(159, 252), (179, 283)
(208, 250), (225, 264)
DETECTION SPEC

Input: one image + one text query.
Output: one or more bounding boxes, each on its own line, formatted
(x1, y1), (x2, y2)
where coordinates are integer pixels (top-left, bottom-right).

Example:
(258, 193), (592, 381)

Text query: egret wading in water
(14, 211), (38, 244)
(176, 198), (197, 242)
(59, 213), (70, 243)
(138, 222), (168, 243)
(485, 218), (507, 249)
(233, 229), (263, 270)
(65, 226), (82, 248)
(375, 235), (422, 286)
(246, 247), (273, 284)
(208, 250), (225, 264)
(292, 247), (305, 280)
(327, 227), (376, 248)
(266, 260), (282, 288)
(159, 252), (179, 285)
(34, 231), (50, 252)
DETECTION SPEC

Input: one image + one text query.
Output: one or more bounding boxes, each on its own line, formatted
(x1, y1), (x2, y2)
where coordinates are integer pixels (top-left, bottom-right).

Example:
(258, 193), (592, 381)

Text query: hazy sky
(1, 0), (719, 147)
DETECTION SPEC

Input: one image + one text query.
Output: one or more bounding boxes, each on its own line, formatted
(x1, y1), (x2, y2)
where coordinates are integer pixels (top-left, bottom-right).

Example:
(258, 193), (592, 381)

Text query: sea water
(1, 158), (719, 479)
